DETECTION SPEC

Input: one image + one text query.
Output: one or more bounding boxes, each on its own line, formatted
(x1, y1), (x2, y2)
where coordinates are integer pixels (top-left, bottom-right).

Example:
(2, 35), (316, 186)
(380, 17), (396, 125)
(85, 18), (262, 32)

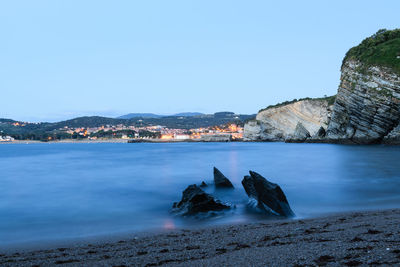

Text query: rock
(243, 98), (333, 141)
(172, 184), (231, 216)
(241, 171), (294, 217)
(243, 120), (263, 141)
(200, 134), (232, 142)
(213, 167), (234, 188)
(199, 181), (208, 187)
(312, 126), (326, 139)
(382, 122), (400, 144)
(244, 29), (400, 144)
(326, 60), (400, 144)
(325, 30), (400, 144)
(286, 122), (311, 142)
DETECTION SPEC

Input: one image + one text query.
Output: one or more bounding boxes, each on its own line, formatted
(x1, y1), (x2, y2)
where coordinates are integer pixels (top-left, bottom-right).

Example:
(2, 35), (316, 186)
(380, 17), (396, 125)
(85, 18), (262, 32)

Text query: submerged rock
(242, 171), (294, 217)
(199, 181), (208, 187)
(213, 167), (234, 189)
(172, 184), (231, 216)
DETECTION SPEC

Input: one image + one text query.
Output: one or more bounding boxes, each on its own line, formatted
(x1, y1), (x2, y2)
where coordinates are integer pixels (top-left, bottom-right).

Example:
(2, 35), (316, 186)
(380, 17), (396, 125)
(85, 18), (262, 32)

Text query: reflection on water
(0, 142), (400, 246)
(163, 219), (175, 230)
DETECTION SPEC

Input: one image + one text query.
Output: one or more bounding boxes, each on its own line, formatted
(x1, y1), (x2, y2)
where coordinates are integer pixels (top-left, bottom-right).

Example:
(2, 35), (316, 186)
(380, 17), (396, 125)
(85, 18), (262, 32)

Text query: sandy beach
(1, 209), (399, 266)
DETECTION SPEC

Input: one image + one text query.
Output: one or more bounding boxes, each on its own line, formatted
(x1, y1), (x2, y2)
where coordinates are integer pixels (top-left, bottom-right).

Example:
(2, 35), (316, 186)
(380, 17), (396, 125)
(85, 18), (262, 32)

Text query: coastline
(0, 139), (243, 144)
(2, 209), (400, 266)
(2, 138), (399, 145)
(0, 139), (131, 144)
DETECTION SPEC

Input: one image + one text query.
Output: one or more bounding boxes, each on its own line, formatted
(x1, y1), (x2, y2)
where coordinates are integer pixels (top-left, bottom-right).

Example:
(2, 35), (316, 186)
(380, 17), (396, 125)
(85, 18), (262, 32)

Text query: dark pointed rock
(241, 171), (294, 217)
(313, 126), (326, 138)
(172, 184), (230, 216)
(199, 181), (208, 187)
(213, 167), (234, 188)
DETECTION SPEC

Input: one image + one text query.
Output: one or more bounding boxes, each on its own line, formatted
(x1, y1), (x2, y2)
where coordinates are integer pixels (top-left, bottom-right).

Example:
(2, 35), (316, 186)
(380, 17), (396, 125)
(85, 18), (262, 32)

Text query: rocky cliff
(245, 29), (400, 144)
(326, 29), (400, 144)
(244, 98), (334, 141)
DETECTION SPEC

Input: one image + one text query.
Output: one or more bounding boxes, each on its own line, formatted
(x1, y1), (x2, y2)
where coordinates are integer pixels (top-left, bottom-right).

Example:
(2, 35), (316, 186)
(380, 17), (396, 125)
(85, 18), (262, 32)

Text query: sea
(1, 142), (400, 247)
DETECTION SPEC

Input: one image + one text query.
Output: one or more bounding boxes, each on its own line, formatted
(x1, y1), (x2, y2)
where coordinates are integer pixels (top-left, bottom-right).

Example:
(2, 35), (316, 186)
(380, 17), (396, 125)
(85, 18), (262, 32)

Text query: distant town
(0, 112), (250, 142)
(0, 122), (243, 142)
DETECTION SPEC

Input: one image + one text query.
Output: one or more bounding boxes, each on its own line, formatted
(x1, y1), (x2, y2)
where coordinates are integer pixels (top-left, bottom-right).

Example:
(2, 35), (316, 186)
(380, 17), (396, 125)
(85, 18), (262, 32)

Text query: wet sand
(1, 209), (400, 266)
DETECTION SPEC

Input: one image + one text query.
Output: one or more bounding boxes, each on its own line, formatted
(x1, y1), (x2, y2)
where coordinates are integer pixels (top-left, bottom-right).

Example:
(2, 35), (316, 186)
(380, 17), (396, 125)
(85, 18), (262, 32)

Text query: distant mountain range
(117, 112), (204, 119)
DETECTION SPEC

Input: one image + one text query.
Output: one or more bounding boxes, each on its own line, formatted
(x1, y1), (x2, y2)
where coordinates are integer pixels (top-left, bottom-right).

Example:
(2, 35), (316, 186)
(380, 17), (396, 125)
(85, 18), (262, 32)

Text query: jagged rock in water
(286, 122), (311, 142)
(199, 181), (208, 187)
(241, 171), (294, 217)
(172, 185), (230, 216)
(326, 29), (400, 144)
(243, 99), (333, 141)
(312, 126), (326, 139)
(213, 167), (234, 188)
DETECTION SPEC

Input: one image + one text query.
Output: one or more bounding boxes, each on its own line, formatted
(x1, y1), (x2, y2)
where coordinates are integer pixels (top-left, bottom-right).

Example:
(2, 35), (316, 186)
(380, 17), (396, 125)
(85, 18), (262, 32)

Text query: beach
(1, 209), (399, 266)
(1, 142), (400, 266)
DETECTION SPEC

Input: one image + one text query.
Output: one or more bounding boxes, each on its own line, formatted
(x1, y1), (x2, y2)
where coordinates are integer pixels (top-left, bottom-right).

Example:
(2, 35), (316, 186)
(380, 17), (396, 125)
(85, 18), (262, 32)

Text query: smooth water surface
(1, 142), (400, 247)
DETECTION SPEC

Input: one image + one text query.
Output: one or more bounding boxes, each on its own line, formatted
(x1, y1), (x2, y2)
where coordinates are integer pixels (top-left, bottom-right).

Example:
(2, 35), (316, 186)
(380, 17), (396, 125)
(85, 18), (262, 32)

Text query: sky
(0, 1), (399, 122)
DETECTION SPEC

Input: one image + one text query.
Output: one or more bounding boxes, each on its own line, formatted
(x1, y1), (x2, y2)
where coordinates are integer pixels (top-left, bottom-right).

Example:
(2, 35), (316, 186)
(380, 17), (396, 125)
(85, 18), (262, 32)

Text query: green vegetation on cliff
(259, 95), (336, 113)
(343, 29), (400, 74)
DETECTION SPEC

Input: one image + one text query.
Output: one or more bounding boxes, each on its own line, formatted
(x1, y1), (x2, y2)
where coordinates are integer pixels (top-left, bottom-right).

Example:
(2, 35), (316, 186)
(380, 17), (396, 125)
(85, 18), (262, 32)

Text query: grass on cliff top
(343, 29), (400, 74)
(258, 95), (336, 113)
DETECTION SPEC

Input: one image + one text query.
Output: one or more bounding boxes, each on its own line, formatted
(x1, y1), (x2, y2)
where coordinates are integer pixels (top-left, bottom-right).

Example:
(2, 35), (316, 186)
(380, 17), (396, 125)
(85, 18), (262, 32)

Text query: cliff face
(244, 29), (400, 144)
(244, 99), (332, 141)
(326, 60), (400, 143)
(325, 29), (400, 144)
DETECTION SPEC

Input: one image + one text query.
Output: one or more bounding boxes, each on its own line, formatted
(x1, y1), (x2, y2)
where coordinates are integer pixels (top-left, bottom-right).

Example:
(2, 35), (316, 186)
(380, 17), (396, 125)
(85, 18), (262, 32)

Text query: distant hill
(0, 112), (255, 140)
(0, 118), (17, 123)
(117, 112), (204, 119)
(117, 113), (164, 119)
(172, 112), (204, 117)
(50, 116), (127, 128)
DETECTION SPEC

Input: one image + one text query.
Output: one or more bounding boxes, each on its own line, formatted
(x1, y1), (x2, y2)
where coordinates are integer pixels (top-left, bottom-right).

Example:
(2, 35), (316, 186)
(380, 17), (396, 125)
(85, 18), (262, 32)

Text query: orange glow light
(229, 124), (238, 132)
(161, 134), (173, 139)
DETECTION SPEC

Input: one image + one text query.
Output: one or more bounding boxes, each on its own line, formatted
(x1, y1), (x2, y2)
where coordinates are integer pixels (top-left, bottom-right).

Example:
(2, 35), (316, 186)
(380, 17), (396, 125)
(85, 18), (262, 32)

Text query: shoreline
(0, 139), (130, 144)
(1, 138), (399, 145)
(2, 209), (400, 266)
(0, 139), (243, 144)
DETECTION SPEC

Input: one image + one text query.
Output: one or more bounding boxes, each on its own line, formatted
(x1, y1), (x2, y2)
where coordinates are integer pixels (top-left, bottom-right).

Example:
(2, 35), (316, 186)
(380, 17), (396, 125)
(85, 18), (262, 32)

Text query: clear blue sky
(1, 1), (399, 122)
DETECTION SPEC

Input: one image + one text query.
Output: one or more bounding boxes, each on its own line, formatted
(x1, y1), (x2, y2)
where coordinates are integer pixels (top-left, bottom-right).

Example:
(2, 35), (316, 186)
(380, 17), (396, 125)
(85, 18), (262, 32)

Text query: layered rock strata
(286, 122), (311, 142)
(244, 99), (332, 141)
(326, 60), (400, 143)
(245, 29), (400, 144)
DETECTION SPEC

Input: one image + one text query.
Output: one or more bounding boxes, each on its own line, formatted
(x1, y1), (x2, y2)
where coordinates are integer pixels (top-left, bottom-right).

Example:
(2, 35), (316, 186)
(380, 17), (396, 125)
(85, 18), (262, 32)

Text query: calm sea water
(1, 142), (400, 247)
